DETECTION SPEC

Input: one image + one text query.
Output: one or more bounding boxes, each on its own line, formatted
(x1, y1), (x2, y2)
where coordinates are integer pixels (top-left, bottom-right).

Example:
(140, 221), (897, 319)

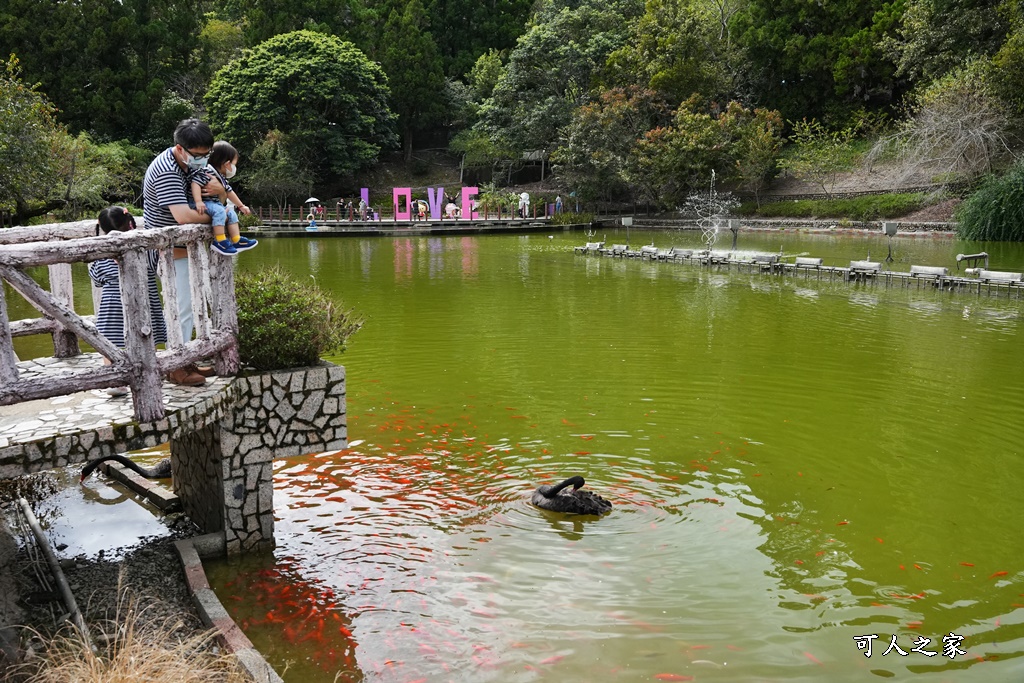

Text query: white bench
(910, 265), (948, 280)
(849, 260), (881, 278)
(977, 269), (1023, 284)
(637, 245), (659, 259)
(794, 257), (823, 269)
(573, 241), (604, 254)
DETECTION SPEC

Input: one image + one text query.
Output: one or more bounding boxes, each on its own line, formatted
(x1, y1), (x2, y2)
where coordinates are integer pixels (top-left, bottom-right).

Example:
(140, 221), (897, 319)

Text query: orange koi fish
(654, 675), (693, 682)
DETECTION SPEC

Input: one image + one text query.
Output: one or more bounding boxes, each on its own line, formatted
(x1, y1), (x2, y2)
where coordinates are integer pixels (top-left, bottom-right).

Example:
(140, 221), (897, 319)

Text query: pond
(201, 229), (1024, 682)
(9, 228), (1024, 682)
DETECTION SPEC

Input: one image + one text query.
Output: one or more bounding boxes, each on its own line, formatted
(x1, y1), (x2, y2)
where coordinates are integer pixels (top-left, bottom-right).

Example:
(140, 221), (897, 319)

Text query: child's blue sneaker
(234, 237), (259, 252)
(211, 239), (238, 256)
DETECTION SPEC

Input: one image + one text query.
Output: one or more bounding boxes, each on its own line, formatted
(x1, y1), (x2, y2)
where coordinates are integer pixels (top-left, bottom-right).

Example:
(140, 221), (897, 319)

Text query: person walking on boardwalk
(89, 207), (169, 396)
(142, 117), (220, 386)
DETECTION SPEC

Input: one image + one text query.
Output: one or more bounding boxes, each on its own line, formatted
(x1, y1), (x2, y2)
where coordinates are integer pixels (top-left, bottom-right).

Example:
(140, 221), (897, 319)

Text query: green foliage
(0, 0), (204, 140)
(737, 193), (929, 221)
(0, 56), (64, 217)
(885, 0), (1009, 83)
(552, 88), (670, 202)
(235, 266), (363, 371)
(731, 0), (903, 124)
(603, 0), (734, 104)
(549, 211), (593, 226)
(380, 0), (447, 161)
(244, 130), (315, 206)
(956, 163), (1024, 241)
(426, 0), (532, 77)
(778, 120), (860, 198)
(479, 0), (644, 158)
(223, 0), (369, 50)
(205, 31), (397, 184)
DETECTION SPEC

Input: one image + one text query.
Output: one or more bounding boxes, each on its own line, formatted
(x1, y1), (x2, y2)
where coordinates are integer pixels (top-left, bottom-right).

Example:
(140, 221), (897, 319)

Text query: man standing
(142, 118), (220, 387)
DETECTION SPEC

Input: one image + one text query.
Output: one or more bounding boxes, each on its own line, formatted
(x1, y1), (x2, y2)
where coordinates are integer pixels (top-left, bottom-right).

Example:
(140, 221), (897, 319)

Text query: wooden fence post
(47, 262), (80, 357)
(209, 255), (240, 376)
(0, 283), (19, 384)
(118, 249), (165, 422)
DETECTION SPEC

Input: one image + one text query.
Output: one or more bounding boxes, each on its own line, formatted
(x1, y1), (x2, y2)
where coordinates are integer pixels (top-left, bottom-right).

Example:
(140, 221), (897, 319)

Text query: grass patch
(737, 193), (930, 221)
(12, 589), (248, 683)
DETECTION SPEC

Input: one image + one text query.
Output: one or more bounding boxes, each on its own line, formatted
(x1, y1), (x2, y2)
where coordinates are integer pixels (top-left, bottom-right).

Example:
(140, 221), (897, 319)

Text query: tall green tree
(603, 0), (735, 105)
(885, 0), (1008, 83)
(426, 0), (533, 77)
(478, 0), (644, 159)
(222, 0), (369, 50)
(205, 30), (396, 183)
(731, 0), (904, 124)
(552, 88), (671, 201)
(0, 0), (203, 140)
(380, 0), (446, 162)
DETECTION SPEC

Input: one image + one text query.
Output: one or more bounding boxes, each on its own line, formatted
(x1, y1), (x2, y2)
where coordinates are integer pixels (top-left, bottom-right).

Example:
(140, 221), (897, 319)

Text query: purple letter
(427, 187), (444, 220)
(361, 188), (369, 206)
(461, 186), (479, 220)
(393, 187), (412, 220)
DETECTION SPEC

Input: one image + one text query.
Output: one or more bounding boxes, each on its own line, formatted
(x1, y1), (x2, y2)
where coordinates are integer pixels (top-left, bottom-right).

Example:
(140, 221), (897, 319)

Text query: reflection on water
(10, 230), (1024, 681)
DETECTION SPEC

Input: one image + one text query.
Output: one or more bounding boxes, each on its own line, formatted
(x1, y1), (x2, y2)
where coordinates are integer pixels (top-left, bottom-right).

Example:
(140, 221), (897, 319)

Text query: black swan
(80, 454), (171, 482)
(531, 476), (612, 515)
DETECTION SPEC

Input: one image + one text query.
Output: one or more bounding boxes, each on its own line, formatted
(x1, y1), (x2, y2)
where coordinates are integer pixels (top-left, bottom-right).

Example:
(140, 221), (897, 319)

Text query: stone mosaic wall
(171, 363), (347, 554)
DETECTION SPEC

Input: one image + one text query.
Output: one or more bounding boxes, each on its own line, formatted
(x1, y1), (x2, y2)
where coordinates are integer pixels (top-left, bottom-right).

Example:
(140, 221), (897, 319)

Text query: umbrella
(305, 197), (320, 203)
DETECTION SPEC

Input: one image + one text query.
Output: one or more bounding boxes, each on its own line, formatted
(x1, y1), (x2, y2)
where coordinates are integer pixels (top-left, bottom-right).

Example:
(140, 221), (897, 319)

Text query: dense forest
(2, 0), (1023, 235)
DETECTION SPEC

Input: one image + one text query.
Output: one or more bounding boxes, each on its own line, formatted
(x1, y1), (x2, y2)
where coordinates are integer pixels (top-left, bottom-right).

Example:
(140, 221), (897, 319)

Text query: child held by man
(189, 141), (258, 256)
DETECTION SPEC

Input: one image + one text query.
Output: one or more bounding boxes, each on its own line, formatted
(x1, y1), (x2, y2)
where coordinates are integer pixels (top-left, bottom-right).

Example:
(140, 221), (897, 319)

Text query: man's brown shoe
(191, 363), (216, 377)
(167, 367), (206, 386)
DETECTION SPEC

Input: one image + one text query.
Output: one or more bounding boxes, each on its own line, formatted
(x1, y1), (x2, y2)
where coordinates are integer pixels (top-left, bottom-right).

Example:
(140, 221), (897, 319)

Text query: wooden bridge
(0, 219), (347, 554)
(1, 219), (237, 423)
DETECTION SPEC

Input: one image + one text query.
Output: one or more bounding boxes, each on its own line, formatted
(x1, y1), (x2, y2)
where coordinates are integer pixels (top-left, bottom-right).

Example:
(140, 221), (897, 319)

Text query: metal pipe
(17, 498), (94, 650)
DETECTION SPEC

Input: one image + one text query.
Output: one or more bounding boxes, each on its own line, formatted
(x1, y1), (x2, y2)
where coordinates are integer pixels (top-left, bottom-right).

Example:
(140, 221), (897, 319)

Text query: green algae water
(12, 229), (1022, 681)
(200, 230), (1024, 682)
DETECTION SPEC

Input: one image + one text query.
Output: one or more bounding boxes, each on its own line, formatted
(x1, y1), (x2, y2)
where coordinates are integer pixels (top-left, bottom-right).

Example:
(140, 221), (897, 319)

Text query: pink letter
(427, 187), (444, 219)
(461, 186), (479, 220)
(393, 187), (411, 220)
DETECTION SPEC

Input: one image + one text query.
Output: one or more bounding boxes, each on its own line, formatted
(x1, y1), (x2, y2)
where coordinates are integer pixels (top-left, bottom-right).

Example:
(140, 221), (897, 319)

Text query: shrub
(737, 193), (928, 221)
(956, 164), (1024, 241)
(235, 266), (362, 370)
(238, 212), (262, 230)
(550, 211), (594, 226)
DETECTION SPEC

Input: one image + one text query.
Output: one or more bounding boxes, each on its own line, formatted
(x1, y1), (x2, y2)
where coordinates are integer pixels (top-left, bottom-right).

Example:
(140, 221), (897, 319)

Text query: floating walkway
(573, 243), (1024, 298)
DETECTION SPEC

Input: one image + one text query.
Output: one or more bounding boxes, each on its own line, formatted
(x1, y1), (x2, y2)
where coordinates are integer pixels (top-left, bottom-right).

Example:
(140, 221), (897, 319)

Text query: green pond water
(10, 229), (1024, 682)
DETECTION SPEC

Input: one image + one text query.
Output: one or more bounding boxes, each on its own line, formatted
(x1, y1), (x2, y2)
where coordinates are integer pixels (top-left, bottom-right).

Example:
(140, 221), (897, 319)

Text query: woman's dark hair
(208, 140), (238, 171)
(97, 206), (136, 235)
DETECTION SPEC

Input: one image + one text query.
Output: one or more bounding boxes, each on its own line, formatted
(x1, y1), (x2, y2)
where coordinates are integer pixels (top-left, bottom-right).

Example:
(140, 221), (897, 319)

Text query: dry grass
(8, 588), (248, 683)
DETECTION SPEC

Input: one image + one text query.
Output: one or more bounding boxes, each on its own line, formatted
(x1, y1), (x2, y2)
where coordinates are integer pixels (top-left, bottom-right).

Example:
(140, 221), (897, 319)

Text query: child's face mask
(224, 163), (237, 179)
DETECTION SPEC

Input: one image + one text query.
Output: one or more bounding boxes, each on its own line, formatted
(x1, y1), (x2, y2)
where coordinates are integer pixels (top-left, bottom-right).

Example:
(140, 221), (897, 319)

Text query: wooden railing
(0, 219), (239, 422)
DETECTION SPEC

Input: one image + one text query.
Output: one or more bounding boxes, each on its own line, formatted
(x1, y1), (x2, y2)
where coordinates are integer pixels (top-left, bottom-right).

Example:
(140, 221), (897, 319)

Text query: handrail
(0, 219), (239, 422)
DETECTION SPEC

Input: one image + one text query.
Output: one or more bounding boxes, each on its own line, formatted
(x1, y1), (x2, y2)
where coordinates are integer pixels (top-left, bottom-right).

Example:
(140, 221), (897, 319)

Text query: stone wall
(171, 363), (347, 554)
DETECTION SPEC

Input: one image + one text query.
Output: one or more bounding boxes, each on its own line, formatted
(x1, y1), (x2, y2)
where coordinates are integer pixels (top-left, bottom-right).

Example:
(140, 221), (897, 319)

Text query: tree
(552, 88), (671, 201)
(868, 62), (1015, 186)
(0, 56), (66, 221)
(478, 0), (644, 160)
(0, 0), (204, 140)
(222, 0), (369, 50)
(244, 130), (315, 207)
(730, 0), (904, 124)
(603, 0), (735, 105)
(778, 119), (859, 198)
(426, 0), (533, 77)
(622, 98), (732, 207)
(884, 0), (1008, 83)
(719, 103), (784, 206)
(204, 30), (397, 183)
(380, 0), (447, 162)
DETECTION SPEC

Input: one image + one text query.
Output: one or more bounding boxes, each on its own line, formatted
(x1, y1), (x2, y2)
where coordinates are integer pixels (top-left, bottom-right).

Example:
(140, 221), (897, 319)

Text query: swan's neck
(544, 476), (585, 497)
